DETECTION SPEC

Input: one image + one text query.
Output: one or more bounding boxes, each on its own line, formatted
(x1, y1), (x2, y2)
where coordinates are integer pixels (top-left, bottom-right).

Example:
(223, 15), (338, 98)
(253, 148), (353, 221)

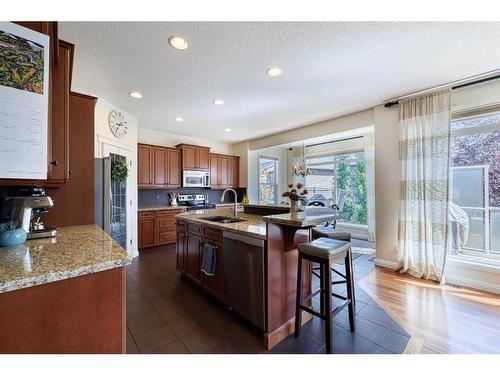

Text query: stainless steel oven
(182, 170), (210, 188)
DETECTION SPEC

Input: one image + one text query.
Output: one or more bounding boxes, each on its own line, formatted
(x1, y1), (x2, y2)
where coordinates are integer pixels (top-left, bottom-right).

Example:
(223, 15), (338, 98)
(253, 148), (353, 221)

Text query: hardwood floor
(358, 267), (500, 354)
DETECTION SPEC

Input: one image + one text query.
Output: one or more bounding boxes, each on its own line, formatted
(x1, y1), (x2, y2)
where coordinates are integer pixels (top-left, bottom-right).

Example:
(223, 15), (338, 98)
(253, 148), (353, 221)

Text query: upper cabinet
(176, 144), (210, 171)
(137, 143), (181, 188)
(210, 154), (239, 189)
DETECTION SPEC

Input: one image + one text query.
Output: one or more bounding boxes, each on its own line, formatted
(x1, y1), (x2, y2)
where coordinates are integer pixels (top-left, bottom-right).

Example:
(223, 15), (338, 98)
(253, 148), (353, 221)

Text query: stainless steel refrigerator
(94, 154), (127, 248)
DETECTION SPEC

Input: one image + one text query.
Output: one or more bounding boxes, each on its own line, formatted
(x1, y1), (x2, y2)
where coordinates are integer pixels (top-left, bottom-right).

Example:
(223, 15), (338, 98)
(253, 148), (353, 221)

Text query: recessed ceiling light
(224, 128), (231, 132)
(128, 91), (143, 99)
(174, 117), (184, 122)
(168, 36), (188, 50)
(266, 67), (283, 77)
(213, 99), (224, 105)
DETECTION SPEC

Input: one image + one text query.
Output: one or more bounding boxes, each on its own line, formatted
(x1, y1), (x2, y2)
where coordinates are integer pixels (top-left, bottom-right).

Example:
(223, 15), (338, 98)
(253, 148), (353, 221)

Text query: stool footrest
(332, 280), (347, 285)
(298, 305), (324, 320)
(332, 268), (346, 279)
(332, 292), (347, 300)
(302, 288), (322, 302)
(331, 299), (350, 317)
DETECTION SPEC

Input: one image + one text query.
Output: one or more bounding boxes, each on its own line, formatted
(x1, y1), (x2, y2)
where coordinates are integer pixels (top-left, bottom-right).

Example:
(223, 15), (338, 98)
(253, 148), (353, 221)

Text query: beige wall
(373, 104), (400, 265)
(139, 128), (234, 155)
(248, 109), (374, 151)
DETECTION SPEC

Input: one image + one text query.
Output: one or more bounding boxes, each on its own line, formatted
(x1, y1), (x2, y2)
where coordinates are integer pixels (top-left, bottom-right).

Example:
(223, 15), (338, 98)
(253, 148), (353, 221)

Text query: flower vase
(290, 200), (299, 213)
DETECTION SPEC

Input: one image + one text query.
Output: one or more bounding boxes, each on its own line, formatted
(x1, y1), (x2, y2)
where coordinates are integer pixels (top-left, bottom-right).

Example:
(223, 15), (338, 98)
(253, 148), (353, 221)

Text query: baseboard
(445, 274), (500, 295)
(374, 258), (398, 270)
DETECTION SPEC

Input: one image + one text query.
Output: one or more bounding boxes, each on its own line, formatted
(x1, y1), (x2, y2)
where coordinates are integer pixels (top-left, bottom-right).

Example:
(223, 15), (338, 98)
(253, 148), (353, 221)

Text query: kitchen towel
(201, 243), (216, 276)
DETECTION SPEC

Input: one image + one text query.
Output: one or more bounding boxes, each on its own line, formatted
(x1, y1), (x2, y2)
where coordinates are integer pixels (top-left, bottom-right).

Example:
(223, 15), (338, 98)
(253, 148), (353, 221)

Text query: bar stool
(311, 226), (356, 308)
(294, 237), (355, 354)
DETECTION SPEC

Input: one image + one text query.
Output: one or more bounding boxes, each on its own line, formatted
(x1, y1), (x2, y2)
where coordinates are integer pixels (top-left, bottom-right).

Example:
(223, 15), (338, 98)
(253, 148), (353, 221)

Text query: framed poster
(0, 22), (50, 179)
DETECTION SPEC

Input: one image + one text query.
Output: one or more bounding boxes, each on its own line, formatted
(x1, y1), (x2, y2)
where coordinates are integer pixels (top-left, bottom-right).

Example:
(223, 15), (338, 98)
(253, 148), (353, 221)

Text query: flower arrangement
(282, 183), (308, 211)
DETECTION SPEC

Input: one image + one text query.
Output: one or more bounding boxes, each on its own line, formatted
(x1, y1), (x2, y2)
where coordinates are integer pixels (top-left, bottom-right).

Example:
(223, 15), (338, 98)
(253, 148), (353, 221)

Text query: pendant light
(293, 141), (309, 177)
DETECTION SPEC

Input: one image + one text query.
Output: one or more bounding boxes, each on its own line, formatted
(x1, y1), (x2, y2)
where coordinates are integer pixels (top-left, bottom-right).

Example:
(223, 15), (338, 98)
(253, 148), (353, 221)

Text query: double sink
(200, 216), (246, 224)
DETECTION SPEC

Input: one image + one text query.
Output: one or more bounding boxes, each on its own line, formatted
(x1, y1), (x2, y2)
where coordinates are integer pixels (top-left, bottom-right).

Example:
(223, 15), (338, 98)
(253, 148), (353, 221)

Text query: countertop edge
(0, 257), (131, 294)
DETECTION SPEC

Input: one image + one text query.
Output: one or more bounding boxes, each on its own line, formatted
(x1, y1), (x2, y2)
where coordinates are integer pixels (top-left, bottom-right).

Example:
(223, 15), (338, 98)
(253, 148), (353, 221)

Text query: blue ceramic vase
(0, 228), (27, 247)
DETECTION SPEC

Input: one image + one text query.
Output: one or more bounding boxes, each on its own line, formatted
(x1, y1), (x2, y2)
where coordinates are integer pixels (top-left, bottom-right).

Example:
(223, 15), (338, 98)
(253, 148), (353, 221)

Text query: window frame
(258, 154), (279, 205)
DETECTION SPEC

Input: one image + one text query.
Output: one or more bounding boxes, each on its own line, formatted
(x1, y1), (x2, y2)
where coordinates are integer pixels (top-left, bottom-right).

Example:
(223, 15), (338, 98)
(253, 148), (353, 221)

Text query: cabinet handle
(50, 160), (59, 166)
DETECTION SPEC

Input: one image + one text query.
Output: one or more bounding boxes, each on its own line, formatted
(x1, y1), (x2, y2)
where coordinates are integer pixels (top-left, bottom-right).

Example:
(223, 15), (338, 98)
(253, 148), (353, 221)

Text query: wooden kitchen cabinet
(186, 233), (202, 284)
(176, 144), (210, 171)
(138, 144), (180, 188)
(167, 148), (181, 187)
(176, 228), (187, 272)
(137, 144), (152, 187)
(209, 154), (240, 189)
(138, 209), (183, 250)
(138, 215), (156, 248)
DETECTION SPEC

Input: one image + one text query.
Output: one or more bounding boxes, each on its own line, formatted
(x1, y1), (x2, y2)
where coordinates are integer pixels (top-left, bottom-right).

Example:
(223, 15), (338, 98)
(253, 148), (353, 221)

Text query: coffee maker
(0, 187), (57, 239)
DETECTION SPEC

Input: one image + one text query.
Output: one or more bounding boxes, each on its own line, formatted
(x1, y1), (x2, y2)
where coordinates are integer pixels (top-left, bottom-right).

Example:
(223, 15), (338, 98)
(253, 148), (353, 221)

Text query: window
(450, 111), (500, 257)
(303, 152), (367, 225)
(259, 156), (279, 205)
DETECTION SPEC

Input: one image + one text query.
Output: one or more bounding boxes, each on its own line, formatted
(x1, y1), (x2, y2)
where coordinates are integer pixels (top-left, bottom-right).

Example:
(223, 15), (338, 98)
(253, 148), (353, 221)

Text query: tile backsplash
(138, 187), (247, 209)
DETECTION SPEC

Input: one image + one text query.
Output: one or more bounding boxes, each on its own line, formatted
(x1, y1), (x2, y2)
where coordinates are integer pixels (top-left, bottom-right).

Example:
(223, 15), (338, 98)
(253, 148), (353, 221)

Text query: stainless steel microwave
(182, 170), (210, 188)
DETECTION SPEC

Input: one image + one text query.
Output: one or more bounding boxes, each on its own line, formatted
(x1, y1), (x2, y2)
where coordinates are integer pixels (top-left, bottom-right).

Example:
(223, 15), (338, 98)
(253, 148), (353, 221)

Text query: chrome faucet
(221, 188), (238, 218)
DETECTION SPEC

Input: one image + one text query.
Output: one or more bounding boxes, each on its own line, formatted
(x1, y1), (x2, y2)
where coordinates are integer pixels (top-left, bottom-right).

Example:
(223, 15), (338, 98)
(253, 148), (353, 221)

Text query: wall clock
(108, 110), (128, 139)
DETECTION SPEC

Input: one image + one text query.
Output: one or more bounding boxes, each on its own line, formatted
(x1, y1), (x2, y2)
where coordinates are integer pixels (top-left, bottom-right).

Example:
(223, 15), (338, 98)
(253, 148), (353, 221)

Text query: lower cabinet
(176, 220), (224, 301)
(138, 209), (183, 250)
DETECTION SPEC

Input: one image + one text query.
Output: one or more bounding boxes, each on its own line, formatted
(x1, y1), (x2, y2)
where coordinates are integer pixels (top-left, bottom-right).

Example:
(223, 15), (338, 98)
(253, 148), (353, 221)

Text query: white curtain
(364, 134), (376, 242)
(397, 90), (451, 282)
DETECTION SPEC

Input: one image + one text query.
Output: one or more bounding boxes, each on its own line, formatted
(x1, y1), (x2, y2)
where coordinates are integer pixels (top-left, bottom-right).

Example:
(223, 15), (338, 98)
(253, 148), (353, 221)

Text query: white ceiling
(59, 22), (500, 143)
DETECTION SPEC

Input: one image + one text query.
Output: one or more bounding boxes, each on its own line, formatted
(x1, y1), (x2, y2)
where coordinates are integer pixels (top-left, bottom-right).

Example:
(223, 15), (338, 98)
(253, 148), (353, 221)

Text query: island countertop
(0, 224), (132, 294)
(176, 208), (267, 240)
(263, 208), (347, 228)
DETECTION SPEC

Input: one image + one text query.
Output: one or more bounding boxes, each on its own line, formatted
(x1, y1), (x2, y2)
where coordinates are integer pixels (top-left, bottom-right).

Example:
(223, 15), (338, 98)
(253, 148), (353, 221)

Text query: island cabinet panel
(0, 267), (126, 354)
(137, 144), (153, 187)
(167, 148), (181, 187)
(176, 222), (225, 301)
(186, 233), (202, 283)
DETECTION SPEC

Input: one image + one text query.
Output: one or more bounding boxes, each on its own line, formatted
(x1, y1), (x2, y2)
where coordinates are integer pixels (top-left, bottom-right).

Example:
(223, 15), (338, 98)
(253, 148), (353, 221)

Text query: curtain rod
(304, 135), (364, 148)
(384, 72), (500, 108)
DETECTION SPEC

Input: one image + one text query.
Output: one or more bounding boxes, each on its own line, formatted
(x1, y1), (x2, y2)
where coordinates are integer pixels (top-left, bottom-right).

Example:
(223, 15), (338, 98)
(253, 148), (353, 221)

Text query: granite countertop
(0, 225), (132, 294)
(176, 208), (267, 240)
(263, 208), (348, 228)
(138, 206), (187, 212)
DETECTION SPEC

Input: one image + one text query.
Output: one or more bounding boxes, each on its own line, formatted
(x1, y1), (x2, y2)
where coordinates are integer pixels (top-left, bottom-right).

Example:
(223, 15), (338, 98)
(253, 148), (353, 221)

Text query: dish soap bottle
(242, 195), (249, 205)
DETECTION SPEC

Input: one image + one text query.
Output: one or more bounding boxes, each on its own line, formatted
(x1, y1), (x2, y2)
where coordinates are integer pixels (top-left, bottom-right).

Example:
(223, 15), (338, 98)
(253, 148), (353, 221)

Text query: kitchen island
(0, 225), (131, 353)
(176, 207), (342, 349)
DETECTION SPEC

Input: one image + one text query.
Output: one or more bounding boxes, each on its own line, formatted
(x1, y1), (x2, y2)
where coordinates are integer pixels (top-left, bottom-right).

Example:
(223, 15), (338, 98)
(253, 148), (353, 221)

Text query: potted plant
(282, 183), (308, 213)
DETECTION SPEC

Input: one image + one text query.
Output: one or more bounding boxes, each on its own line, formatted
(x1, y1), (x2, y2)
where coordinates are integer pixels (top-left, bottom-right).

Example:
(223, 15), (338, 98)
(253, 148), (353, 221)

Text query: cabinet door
(176, 230), (186, 271)
(138, 145), (152, 186)
(201, 241), (224, 301)
(152, 147), (166, 186)
(139, 218), (156, 248)
(167, 149), (181, 187)
(47, 41), (72, 181)
(186, 234), (201, 283)
(182, 146), (197, 170)
(230, 157), (239, 188)
(220, 156), (229, 187)
(210, 154), (219, 188)
(197, 148), (210, 170)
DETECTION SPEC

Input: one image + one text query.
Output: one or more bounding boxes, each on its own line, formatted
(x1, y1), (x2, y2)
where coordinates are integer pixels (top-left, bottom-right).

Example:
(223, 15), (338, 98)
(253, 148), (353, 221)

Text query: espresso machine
(0, 188), (57, 239)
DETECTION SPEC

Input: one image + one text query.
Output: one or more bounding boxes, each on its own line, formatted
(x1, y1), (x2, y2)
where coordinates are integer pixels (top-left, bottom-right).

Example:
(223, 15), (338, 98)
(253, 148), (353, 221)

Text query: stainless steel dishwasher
(223, 231), (265, 330)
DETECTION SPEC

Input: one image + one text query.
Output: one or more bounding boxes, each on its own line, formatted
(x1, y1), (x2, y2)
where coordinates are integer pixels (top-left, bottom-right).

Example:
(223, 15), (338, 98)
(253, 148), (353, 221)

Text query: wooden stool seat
(294, 238), (355, 354)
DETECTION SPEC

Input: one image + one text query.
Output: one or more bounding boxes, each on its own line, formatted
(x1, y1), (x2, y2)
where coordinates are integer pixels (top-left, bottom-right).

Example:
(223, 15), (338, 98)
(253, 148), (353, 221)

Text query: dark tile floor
(126, 239), (410, 354)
